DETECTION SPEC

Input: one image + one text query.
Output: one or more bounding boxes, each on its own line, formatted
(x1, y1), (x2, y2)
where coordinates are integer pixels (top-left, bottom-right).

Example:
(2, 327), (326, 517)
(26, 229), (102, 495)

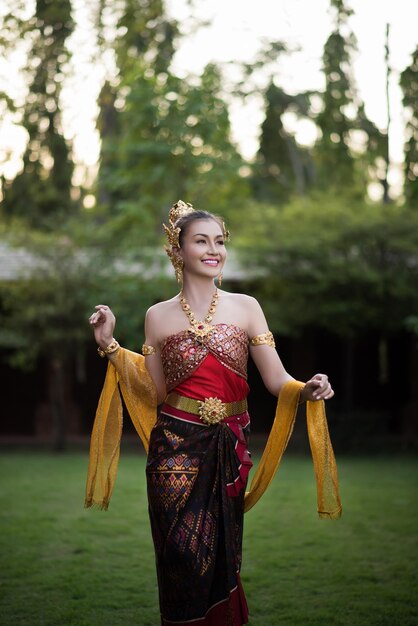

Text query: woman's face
(177, 218), (227, 280)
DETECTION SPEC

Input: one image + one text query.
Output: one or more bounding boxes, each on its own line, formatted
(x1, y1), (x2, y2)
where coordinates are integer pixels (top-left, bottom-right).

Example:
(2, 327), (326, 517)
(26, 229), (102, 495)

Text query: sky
(1, 0), (417, 197)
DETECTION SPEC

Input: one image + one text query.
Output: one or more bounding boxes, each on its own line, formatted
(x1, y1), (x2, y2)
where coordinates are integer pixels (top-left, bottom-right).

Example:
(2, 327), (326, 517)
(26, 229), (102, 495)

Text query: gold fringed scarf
(85, 348), (157, 509)
(244, 380), (342, 519)
(85, 355), (341, 518)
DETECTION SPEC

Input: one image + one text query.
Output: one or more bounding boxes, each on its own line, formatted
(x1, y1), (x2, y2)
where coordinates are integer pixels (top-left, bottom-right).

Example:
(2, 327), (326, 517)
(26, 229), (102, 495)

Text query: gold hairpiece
(163, 200), (195, 283)
(163, 200), (195, 248)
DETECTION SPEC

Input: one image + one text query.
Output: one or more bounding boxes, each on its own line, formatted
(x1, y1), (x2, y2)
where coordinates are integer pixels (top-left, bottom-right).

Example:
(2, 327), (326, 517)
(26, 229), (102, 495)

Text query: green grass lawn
(0, 450), (417, 626)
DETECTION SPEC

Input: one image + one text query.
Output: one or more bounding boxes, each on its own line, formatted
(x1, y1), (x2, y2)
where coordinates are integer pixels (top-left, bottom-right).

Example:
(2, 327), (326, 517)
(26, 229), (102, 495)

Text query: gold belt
(165, 392), (248, 426)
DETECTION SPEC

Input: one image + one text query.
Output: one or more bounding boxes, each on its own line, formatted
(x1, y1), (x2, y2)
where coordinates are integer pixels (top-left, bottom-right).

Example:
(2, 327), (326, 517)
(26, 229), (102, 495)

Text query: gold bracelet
(142, 344), (156, 356)
(97, 339), (120, 358)
(250, 331), (275, 348)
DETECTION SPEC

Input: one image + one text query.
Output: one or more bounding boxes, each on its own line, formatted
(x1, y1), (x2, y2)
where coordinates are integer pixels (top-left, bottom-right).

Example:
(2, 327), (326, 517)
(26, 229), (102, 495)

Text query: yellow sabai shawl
(85, 348), (342, 519)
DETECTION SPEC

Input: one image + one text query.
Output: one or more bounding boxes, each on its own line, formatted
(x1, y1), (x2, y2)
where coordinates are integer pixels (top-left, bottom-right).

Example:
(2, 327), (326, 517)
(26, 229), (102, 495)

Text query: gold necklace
(179, 290), (219, 339)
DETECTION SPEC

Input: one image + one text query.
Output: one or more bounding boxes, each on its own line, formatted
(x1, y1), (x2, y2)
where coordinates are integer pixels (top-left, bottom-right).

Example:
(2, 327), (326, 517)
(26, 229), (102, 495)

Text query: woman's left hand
(300, 373), (334, 402)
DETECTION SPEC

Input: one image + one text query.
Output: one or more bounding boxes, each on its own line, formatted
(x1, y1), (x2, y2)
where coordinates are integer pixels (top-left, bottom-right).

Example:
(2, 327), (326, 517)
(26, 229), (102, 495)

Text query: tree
(400, 45), (418, 206)
(314, 0), (385, 197)
(253, 83), (314, 203)
(232, 192), (418, 423)
(94, 0), (248, 252)
(0, 0), (75, 228)
(0, 227), (93, 449)
(0, 218), (173, 449)
(94, 0), (178, 221)
(236, 194), (418, 337)
(227, 40), (314, 204)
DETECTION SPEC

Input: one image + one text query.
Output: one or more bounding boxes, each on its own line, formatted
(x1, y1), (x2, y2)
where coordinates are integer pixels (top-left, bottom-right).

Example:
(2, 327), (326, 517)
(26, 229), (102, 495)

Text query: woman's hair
(175, 210), (225, 247)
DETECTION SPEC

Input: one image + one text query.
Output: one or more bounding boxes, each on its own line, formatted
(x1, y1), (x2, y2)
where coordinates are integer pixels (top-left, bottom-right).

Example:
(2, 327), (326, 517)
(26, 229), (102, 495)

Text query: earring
(172, 256), (184, 284)
(217, 272), (223, 287)
(166, 248), (184, 283)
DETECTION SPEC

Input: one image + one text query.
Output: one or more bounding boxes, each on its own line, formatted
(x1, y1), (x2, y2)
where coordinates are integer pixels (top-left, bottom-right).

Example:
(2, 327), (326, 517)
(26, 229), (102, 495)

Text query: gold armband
(142, 344), (156, 356)
(97, 339), (120, 358)
(250, 331), (275, 348)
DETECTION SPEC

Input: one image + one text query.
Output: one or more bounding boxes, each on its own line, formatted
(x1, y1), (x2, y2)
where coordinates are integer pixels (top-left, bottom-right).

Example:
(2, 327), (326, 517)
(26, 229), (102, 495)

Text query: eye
(196, 238), (206, 244)
(217, 240), (225, 246)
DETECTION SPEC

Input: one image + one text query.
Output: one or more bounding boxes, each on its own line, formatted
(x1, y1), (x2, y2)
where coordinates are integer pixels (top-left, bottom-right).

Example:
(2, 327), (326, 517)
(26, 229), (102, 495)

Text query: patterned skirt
(146, 405), (252, 626)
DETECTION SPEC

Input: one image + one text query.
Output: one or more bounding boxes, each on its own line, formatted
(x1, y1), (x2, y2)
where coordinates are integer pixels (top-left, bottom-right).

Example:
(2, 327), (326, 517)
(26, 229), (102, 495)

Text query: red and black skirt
(146, 396), (252, 626)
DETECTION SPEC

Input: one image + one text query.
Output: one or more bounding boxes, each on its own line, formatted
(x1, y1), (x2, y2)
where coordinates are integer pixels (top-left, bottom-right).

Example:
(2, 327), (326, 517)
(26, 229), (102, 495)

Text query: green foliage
(100, 66), (245, 244)
(313, 0), (385, 196)
(400, 45), (418, 206)
(253, 83), (314, 202)
(234, 40), (316, 203)
(0, 216), (176, 366)
(1, 0), (75, 228)
(233, 194), (418, 337)
(114, 0), (178, 76)
(0, 214), (173, 449)
(97, 61), (248, 247)
(94, 0), (248, 250)
(0, 226), (95, 368)
(315, 28), (358, 189)
(248, 4), (385, 204)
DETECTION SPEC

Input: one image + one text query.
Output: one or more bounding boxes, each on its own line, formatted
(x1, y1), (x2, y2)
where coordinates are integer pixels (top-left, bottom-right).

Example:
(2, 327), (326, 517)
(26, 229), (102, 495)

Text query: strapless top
(161, 323), (249, 392)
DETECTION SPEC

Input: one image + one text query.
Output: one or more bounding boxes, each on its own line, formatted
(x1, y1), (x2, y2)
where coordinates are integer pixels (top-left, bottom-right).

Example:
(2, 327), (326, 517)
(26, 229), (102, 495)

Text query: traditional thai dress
(85, 326), (342, 626)
(148, 324), (252, 625)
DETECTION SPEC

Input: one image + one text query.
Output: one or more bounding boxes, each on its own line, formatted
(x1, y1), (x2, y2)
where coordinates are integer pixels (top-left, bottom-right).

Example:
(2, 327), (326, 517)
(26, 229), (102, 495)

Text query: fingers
(89, 310), (104, 325)
(323, 389), (335, 400)
(309, 374), (334, 401)
(88, 305), (112, 326)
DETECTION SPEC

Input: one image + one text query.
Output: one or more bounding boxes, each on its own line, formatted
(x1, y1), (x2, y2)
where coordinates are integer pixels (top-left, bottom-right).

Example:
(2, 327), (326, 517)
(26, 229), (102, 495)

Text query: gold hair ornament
(163, 200), (195, 248)
(222, 223), (231, 243)
(163, 200), (195, 283)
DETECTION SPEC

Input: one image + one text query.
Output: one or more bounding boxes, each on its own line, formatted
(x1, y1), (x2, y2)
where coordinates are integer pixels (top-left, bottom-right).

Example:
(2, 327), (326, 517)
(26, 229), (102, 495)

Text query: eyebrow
(192, 233), (223, 238)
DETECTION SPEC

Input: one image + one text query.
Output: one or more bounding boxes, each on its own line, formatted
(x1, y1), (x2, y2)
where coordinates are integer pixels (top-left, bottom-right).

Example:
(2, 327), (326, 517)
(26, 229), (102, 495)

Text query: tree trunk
(48, 357), (67, 451)
(342, 337), (354, 414)
(383, 23), (391, 203)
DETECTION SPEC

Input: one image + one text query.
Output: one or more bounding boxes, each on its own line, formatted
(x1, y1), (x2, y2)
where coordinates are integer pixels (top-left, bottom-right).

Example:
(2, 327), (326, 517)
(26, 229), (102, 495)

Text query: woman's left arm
(246, 297), (334, 401)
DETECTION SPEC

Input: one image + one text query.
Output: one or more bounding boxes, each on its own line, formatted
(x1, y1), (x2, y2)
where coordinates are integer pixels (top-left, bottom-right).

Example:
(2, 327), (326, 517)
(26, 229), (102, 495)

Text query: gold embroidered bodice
(161, 323), (249, 392)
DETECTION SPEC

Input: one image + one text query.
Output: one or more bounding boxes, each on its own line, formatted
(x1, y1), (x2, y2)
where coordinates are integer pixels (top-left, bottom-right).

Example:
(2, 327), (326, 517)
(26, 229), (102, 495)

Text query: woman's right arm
(143, 306), (167, 404)
(89, 304), (166, 403)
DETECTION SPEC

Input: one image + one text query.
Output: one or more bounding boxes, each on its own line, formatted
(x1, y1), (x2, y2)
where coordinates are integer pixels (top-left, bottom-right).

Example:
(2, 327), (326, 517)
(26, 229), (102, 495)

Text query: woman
(86, 200), (340, 626)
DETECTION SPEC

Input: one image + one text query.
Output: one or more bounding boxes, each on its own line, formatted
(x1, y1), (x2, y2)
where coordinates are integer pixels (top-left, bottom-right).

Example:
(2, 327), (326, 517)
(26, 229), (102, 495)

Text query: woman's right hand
(88, 305), (116, 349)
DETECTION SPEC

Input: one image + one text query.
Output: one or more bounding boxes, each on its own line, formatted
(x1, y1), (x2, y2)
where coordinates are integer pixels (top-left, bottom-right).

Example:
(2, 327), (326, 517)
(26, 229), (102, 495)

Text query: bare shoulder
(218, 290), (266, 334)
(145, 296), (180, 342)
(145, 297), (179, 321)
(220, 291), (261, 311)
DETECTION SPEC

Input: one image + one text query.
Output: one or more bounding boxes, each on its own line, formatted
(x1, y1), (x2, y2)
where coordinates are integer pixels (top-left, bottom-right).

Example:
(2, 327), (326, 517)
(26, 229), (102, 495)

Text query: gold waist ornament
(164, 392), (247, 425)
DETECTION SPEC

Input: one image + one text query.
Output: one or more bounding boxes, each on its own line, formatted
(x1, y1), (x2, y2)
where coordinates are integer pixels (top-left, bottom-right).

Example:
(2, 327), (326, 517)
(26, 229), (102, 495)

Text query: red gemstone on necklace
(198, 324), (204, 330)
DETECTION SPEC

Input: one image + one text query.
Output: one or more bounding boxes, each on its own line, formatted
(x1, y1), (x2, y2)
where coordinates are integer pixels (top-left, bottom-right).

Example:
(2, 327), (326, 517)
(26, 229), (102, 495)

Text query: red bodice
(161, 323), (249, 400)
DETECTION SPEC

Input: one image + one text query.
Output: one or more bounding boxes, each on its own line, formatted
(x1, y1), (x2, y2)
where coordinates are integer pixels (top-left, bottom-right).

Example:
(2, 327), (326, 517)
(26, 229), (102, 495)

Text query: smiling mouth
(202, 259), (219, 266)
